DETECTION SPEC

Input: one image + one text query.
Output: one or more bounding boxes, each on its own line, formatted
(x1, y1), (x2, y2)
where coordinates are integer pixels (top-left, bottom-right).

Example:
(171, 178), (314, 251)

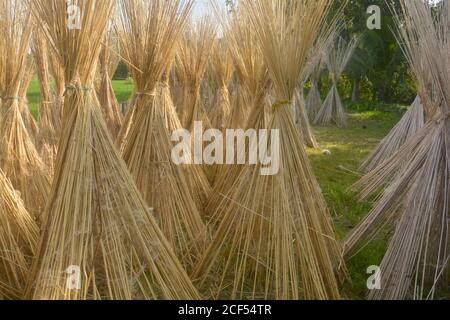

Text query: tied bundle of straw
(208, 42), (234, 131)
(306, 61), (324, 120)
(359, 40), (435, 173)
(294, 27), (340, 149)
(96, 31), (123, 139)
(193, 0), (345, 300)
(157, 71), (212, 211)
(26, 0), (199, 300)
(203, 3), (272, 213)
(0, 0), (50, 218)
(176, 17), (217, 130)
(345, 0), (449, 300)
(205, 41), (234, 183)
(116, 0), (208, 268)
(0, 168), (39, 299)
(294, 89), (319, 148)
(360, 95), (425, 172)
(32, 30), (59, 170)
(314, 37), (358, 128)
(224, 5), (270, 131)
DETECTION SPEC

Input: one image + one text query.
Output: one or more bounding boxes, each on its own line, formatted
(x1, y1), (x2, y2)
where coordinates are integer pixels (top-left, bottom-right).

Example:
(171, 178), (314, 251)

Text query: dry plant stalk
(360, 39), (434, 173)
(26, 0), (200, 300)
(96, 31), (123, 139)
(306, 62), (324, 120)
(314, 37), (358, 128)
(32, 30), (59, 171)
(194, 0), (345, 300)
(360, 95), (425, 172)
(345, 0), (449, 300)
(228, 83), (252, 129)
(294, 28), (339, 149)
(294, 90), (319, 148)
(0, 168), (39, 299)
(208, 42), (234, 130)
(48, 43), (64, 128)
(116, 0), (208, 268)
(158, 73), (212, 211)
(176, 17), (217, 130)
(0, 0), (50, 219)
(18, 57), (39, 140)
(204, 2), (271, 210)
(205, 41), (234, 182)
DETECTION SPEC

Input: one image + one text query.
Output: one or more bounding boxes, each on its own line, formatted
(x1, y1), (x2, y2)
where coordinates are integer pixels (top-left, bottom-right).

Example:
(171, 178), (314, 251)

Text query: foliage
(328, 0), (416, 104)
(113, 60), (129, 79)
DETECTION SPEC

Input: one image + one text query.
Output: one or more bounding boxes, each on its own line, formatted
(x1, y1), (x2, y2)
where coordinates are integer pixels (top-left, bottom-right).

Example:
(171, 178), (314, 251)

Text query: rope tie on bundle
(63, 83), (93, 96)
(1, 96), (20, 101)
(272, 100), (292, 112)
(135, 90), (156, 98)
(436, 111), (450, 123)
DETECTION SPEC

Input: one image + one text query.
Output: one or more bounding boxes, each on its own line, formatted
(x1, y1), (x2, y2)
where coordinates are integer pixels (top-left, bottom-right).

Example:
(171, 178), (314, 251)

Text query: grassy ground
(308, 104), (404, 299)
(27, 79), (405, 299)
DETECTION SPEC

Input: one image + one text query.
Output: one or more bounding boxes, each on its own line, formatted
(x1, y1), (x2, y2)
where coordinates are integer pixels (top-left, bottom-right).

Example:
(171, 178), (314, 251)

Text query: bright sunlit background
(193, 0), (226, 20)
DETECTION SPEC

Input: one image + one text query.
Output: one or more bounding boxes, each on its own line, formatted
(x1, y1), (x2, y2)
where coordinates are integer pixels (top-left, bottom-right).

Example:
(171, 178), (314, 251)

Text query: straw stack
(32, 30), (59, 171)
(224, 6), (270, 130)
(158, 72), (212, 210)
(176, 18), (217, 130)
(360, 95), (425, 172)
(97, 32), (123, 139)
(204, 3), (271, 212)
(48, 44), (64, 128)
(295, 28), (341, 148)
(194, 0), (345, 300)
(306, 62), (324, 120)
(294, 89), (319, 148)
(116, 0), (208, 268)
(18, 58), (39, 140)
(345, 0), (449, 300)
(0, 0), (50, 219)
(0, 168), (39, 299)
(314, 37), (358, 128)
(208, 42), (234, 131)
(360, 43), (433, 172)
(26, 0), (200, 300)
(205, 41), (234, 182)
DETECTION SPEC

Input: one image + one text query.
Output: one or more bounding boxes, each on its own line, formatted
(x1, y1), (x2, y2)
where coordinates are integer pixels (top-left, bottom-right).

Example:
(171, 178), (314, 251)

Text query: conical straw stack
(345, 0), (449, 300)
(96, 31), (123, 139)
(0, 0), (50, 219)
(26, 0), (200, 300)
(194, 0), (345, 300)
(176, 17), (217, 131)
(0, 168), (39, 299)
(116, 0), (208, 269)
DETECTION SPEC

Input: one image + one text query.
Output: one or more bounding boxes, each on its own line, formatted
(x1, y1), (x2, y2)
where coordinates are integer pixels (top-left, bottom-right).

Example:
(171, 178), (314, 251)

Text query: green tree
(332, 0), (415, 103)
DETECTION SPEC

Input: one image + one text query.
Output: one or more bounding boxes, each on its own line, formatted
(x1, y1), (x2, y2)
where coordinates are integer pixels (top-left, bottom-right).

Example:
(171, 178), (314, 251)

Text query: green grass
(111, 78), (134, 102)
(27, 78), (41, 119)
(27, 79), (405, 299)
(307, 105), (403, 299)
